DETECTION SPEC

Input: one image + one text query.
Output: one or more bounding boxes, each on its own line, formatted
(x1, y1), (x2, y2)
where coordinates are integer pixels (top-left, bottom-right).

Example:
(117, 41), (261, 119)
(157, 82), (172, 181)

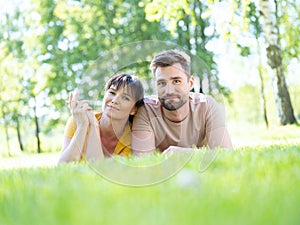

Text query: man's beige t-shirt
(132, 92), (226, 151)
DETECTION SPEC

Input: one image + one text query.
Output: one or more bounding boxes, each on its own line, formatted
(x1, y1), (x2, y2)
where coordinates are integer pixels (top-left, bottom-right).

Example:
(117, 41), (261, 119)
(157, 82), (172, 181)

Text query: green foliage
(1, 0), (299, 154)
(226, 84), (262, 124)
(144, 0), (228, 96)
(0, 144), (300, 225)
(289, 85), (300, 119)
(1, 0), (173, 153)
(30, 0), (172, 109)
(278, 0), (300, 61)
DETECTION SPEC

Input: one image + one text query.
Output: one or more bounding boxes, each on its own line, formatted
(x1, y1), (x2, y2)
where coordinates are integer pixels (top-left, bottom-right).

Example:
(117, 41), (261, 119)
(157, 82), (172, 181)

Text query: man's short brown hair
(150, 49), (191, 78)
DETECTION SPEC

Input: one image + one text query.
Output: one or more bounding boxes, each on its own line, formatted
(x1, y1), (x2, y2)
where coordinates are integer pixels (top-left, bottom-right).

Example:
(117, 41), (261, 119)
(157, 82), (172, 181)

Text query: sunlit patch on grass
(0, 153), (59, 170)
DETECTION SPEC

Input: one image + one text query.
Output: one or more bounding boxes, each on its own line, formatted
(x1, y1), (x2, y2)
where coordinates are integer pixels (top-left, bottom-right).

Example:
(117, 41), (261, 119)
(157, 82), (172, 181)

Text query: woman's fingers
(73, 89), (80, 101)
(69, 92), (77, 109)
(68, 90), (92, 111)
(87, 111), (98, 125)
(71, 100), (92, 115)
(77, 100), (89, 106)
(69, 89), (80, 109)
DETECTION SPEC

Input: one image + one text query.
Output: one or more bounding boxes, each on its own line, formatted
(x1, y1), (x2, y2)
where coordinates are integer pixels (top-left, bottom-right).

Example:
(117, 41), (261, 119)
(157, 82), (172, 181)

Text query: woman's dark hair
(105, 73), (144, 110)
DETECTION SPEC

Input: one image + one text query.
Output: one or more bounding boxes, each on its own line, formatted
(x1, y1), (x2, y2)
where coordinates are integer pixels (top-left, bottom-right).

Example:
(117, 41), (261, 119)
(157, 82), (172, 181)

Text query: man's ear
(189, 76), (194, 90)
(129, 106), (138, 116)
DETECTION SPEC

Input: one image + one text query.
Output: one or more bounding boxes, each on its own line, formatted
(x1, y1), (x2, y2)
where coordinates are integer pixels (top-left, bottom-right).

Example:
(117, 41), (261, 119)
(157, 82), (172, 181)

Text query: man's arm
(205, 96), (233, 149)
(207, 127), (233, 149)
(131, 130), (156, 156)
(131, 104), (156, 155)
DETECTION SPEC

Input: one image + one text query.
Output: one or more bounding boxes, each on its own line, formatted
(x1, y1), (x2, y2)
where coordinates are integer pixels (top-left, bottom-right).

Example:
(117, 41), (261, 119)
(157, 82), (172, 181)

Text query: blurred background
(0, 0), (299, 157)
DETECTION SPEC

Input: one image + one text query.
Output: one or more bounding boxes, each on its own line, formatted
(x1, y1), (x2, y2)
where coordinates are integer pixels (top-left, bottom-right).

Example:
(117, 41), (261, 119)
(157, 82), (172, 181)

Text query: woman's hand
(69, 89), (92, 127)
(87, 110), (98, 127)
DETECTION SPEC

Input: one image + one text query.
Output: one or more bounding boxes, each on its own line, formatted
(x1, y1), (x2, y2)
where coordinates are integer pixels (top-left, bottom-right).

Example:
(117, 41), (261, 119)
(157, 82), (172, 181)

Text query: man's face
(155, 63), (193, 111)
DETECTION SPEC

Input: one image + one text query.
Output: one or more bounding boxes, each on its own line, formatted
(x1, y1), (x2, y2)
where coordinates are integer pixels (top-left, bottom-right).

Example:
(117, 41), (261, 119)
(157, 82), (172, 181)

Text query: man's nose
(165, 82), (175, 94)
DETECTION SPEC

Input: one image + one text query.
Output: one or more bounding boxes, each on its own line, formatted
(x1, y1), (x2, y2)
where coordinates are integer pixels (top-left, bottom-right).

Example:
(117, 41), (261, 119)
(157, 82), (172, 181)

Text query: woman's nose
(111, 94), (120, 103)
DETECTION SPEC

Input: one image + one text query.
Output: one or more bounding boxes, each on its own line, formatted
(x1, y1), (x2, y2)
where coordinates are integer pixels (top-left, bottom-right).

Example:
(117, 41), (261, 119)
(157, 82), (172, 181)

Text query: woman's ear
(129, 106), (138, 116)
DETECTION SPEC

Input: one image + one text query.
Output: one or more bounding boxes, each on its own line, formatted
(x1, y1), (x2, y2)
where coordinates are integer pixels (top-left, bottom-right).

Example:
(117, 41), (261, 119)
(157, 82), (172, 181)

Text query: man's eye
(174, 80), (181, 84)
(157, 81), (166, 86)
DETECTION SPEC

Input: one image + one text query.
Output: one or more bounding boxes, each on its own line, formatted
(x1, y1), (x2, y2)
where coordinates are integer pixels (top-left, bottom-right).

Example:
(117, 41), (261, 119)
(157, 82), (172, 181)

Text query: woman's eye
(109, 91), (115, 95)
(122, 96), (130, 101)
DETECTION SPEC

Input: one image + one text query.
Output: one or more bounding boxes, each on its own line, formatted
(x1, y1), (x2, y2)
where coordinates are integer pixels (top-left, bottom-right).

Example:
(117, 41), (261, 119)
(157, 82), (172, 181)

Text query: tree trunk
(33, 98), (41, 153)
(256, 39), (269, 128)
(16, 116), (24, 151)
(1, 107), (11, 156)
(258, 70), (269, 128)
(35, 114), (41, 153)
(257, 0), (297, 125)
(4, 123), (11, 157)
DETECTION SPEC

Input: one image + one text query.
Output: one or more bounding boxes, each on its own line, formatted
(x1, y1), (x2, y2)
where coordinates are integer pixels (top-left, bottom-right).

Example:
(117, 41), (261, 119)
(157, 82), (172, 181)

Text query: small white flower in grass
(176, 168), (200, 188)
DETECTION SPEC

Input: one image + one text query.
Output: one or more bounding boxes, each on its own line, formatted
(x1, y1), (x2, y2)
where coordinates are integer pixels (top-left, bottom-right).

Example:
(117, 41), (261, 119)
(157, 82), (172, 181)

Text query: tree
(0, 6), (52, 154)
(0, 10), (27, 155)
(239, 1), (270, 127)
(255, 0), (297, 125)
(144, 0), (230, 97)
(0, 56), (26, 155)
(211, 0), (298, 125)
(29, 0), (172, 114)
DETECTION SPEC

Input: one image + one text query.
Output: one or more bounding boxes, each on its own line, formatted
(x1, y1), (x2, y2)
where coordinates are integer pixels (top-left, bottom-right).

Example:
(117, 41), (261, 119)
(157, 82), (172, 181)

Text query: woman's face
(102, 85), (137, 121)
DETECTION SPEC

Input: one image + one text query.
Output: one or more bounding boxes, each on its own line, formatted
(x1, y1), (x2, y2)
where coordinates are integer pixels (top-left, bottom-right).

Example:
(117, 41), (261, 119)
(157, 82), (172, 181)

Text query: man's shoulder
(143, 96), (160, 107)
(142, 93), (212, 106)
(189, 92), (209, 104)
(136, 96), (161, 117)
(143, 95), (159, 104)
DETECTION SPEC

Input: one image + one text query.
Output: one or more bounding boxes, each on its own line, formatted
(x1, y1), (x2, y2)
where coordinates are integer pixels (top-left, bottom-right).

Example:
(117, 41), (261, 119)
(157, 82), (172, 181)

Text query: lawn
(0, 125), (300, 225)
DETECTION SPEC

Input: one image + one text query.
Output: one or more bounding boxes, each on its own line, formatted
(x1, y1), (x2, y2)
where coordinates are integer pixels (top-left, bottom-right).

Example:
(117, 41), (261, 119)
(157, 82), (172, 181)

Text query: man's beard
(159, 94), (187, 111)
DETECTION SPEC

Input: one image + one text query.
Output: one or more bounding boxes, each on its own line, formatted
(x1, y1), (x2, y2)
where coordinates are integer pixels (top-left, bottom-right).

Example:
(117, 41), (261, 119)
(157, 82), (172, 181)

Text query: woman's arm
(85, 111), (104, 161)
(57, 90), (92, 164)
(58, 124), (89, 164)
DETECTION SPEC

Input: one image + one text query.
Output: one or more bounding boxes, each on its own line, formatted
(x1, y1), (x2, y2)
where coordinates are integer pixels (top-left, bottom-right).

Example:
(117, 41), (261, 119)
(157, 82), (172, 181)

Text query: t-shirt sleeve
(204, 96), (232, 148)
(132, 105), (152, 132)
(63, 116), (77, 138)
(205, 96), (227, 132)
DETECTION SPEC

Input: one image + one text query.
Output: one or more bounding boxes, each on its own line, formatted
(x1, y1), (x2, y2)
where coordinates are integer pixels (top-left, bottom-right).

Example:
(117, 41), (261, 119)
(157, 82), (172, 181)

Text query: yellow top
(64, 112), (132, 157)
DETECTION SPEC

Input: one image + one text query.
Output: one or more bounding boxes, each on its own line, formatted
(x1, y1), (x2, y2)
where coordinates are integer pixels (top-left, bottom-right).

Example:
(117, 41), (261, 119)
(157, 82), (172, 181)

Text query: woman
(58, 73), (144, 164)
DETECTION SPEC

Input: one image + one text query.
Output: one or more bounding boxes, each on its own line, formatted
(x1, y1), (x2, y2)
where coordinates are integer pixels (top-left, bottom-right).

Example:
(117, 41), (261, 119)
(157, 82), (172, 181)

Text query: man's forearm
(131, 130), (156, 156)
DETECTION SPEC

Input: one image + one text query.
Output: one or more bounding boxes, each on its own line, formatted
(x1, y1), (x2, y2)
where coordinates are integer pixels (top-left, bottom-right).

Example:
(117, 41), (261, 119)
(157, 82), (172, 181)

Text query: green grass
(1, 143), (300, 225)
(229, 123), (300, 147)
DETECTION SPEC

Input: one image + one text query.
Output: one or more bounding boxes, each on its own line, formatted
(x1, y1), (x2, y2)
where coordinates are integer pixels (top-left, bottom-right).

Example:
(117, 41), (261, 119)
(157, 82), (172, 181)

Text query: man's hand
(162, 146), (195, 156)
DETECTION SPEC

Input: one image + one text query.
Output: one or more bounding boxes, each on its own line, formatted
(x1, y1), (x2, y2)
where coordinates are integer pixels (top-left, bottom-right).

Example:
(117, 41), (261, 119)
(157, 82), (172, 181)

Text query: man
(132, 49), (232, 155)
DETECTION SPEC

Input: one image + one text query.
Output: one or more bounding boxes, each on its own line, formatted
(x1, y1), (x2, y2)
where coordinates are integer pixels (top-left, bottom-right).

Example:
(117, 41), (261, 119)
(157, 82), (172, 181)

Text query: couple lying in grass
(58, 50), (232, 164)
